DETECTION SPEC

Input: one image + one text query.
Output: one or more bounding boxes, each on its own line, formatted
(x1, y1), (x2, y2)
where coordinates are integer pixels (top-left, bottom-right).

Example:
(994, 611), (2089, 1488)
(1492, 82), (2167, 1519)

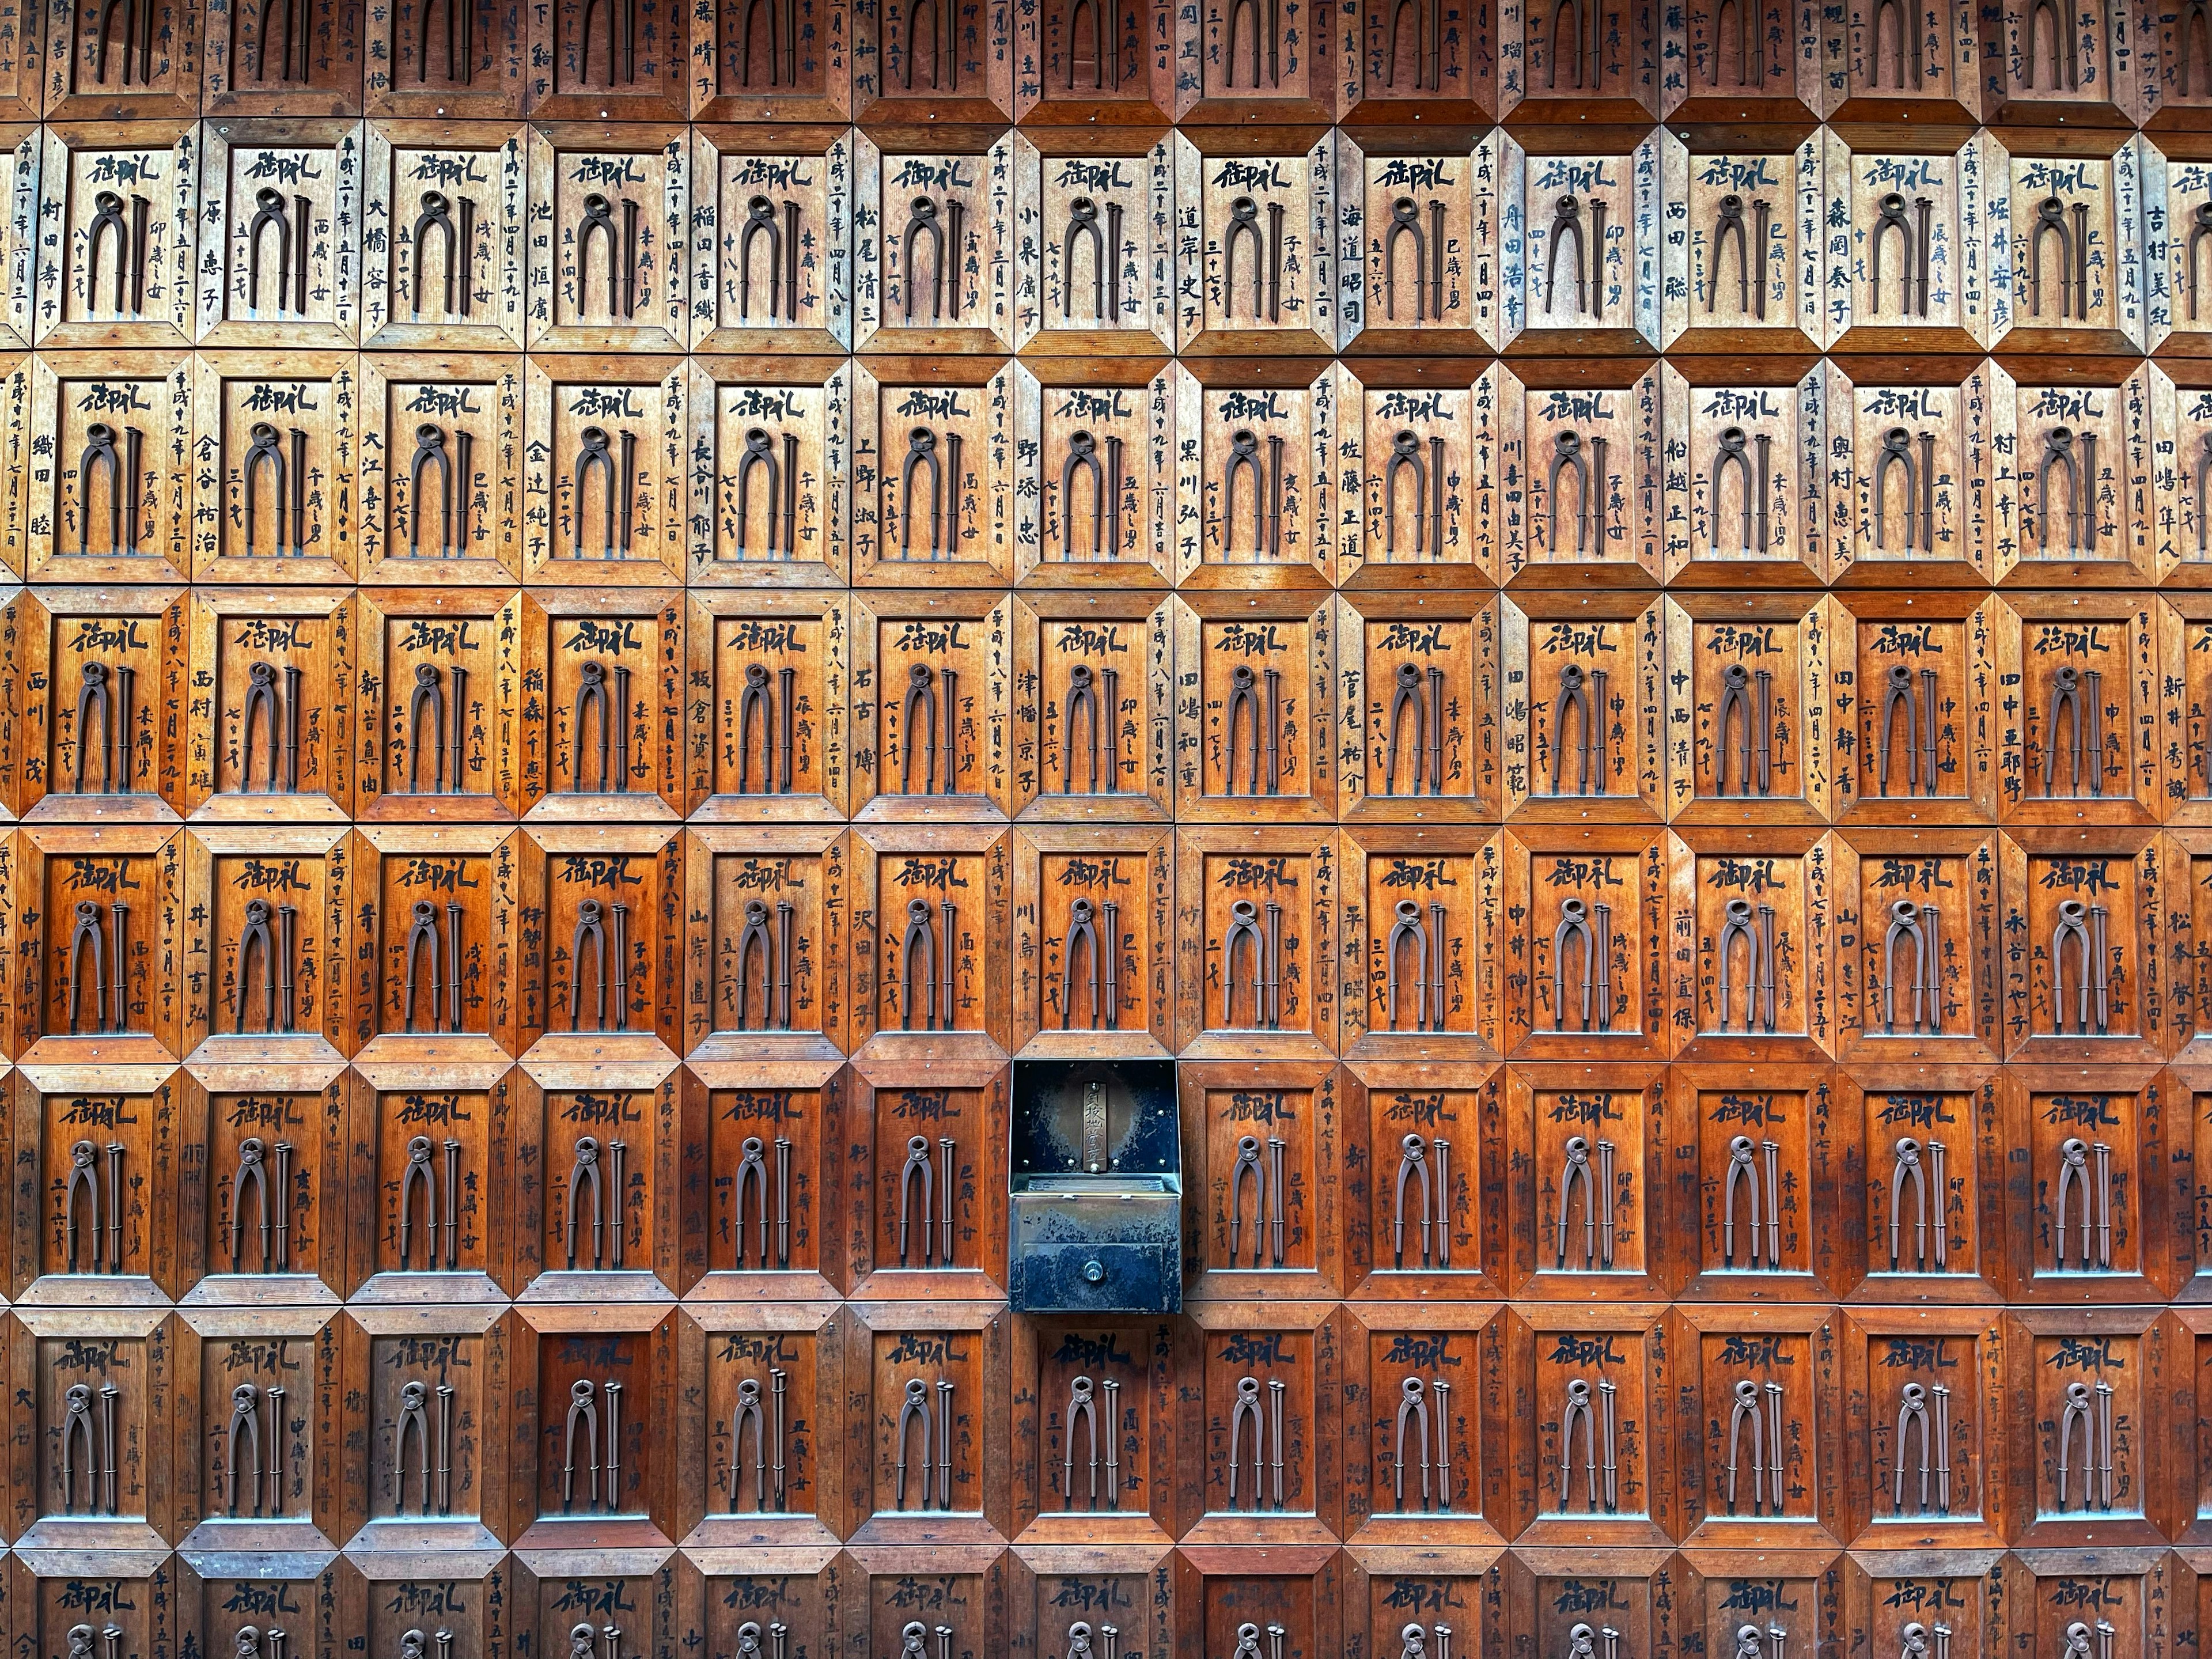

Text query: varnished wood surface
(4, 0), (2212, 1654)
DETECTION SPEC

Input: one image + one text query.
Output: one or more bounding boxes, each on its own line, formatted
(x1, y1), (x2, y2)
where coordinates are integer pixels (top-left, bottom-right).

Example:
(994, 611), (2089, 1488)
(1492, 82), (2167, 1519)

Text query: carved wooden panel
(1501, 590), (1666, 817)
(1502, 363), (1662, 583)
(682, 1060), (842, 1294)
(689, 0), (848, 119)
(850, 590), (1012, 816)
(1016, 363), (1174, 585)
(1012, 589), (1173, 817)
(679, 1299), (849, 1541)
(847, 1297), (1009, 1537)
(1991, 363), (2154, 586)
(334, 1302), (513, 1544)
(367, 410), (525, 613)
(12, 825), (185, 1061)
(1658, 364), (1826, 585)
(1827, 360), (1994, 585)
(1175, 0), (1338, 120)
(1338, 825), (1499, 1062)
(1838, 1306), (2003, 1543)
(28, 355), (195, 584)
(1997, 146), (2146, 355)
(1830, 827), (2003, 1060)
(688, 355), (851, 584)
(1829, 590), (2000, 821)
(690, 128), (853, 353)
(1994, 592), (2161, 823)
(1336, 592), (1500, 819)
(1999, 830), (2171, 1061)
(853, 134), (1013, 352)
(42, 0), (200, 117)
(183, 588), (355, 817)
(844, 1057), (1006, 1290)
(192, 122), (362, 346)
(365, 0), (524, 116)
(352, 588), (520, 815)
(1838, 1066), (2003, 1295)
(683, 592), (849, 819)
(1664, 1301), (1841, 1543)
(1501, 141), (1661, 354)
(1507, 1304), (1672, 1544)
(1012, 135), (1174, 354)
(1010, 1314), (1179, 1537)
(1337, 141), (1498, 355)
(2001, 1305), (2166, 1541)
(0, 346), (33, 580)
(1010, 824), (1173, 1052)
(342, 1062), (516, 1297)
(510, 825), (683, 1056)
(846, 827), (1012, 1055)
(1177, 1302), (1341, 1543)
(1010, 0), (1168, 121)
(851, 0), (1012, 122)
(9, 1305), (185, 1545)
(0, 587), (189, 820)
(1506, 1062), (1668, 1296)
(174, 1558), (340, 1659)
(1665, 1062), (1841, 1296)
(1174, 133), (1339, 356)
(1339, 1302), (1504, 1540)
(198, 0), (361, 111)
(504, 1302), (678, 1543)
(1824, 0), (1978, 120)
(173, 1065), (347, 1295)
(1673, 1555), (1840, 1659)
(522, 356), (685, 582)
(2001, 1064), (2176, 1297)
(1666, 827), (1834, 1060)
(523, 127), (688, 349)
(515, 590), (683, 813)
(8, 1065), (183, 1297)
(1823, 135), (1995, 353)
(2011, 1556), (2172, 1659)
(1498, 825), (1671, 1059)
(1661, 596), (1834, 820)
(852, 358), (1013, 585)
(189, 354), (359, 581)
(32, 124), (199, 349)
(1342, 1061), (1505, 1294)
(1172, 593), (1336, 819)
(1660, 139), (1823, 353)
(1171, 1552), (1342, 1659)
(361, 126), (527, 350)
(344, 825), (516, 1058)
(169, 1305), (337, 1546)
(1177, 1058), (1339, 1296)
(1343, 0), (1498, 122)
(523, 0), (687, 119)
(684, 823), (849, 1056)
(1338, 364), (1502, 586)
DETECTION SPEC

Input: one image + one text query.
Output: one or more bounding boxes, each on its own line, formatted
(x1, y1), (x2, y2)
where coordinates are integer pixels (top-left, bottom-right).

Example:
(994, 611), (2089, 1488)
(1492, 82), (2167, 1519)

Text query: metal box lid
(1009, 1059), (1180, 1187)
(1008, 1060), (1183, 1313)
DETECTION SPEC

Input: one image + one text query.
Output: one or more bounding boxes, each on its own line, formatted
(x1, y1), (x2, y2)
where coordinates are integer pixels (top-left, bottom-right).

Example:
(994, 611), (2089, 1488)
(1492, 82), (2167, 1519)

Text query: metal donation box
(1009, 1059), (1183, 1313)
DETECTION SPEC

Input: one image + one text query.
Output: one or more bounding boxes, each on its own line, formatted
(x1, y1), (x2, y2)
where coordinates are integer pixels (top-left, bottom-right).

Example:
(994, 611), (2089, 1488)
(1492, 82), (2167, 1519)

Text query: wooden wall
(0, 0), (2207, 1653)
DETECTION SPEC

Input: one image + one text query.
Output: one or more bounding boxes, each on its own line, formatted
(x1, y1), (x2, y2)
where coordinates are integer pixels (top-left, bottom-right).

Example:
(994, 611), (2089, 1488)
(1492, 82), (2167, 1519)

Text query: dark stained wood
(1009, 1313), (1180, 1545)
(1664, 1302), (1846, 1547)
(1342, 1062), (1509, 1296)
(368, 0), (523, 116)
